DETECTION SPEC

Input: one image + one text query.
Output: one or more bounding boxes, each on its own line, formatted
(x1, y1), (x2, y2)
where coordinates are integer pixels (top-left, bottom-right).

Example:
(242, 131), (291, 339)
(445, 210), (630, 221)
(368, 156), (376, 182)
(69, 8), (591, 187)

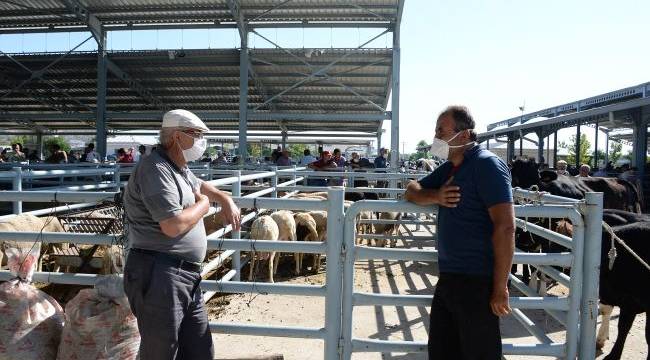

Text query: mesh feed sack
(56, 275), (140, 360)
(0, 246), (65, 360)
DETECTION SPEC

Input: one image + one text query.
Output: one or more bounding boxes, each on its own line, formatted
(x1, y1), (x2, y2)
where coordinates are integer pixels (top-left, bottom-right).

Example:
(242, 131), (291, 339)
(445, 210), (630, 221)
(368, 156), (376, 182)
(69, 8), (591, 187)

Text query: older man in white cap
(123, 109), (240, 359)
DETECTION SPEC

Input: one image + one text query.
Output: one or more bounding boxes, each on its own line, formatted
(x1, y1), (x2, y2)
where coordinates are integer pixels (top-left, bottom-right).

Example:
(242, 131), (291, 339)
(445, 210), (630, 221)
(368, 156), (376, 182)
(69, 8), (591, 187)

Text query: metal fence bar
(231, 170), (242, 281)
(11, 167), (22, 214)
(579, 192), (604, 358)
(324, 187), (345, 360)
(511, 308), (554, 345)
(0, 191), (117, 203)
(209, 323), (326, 339)
(515, 217), (573, 249)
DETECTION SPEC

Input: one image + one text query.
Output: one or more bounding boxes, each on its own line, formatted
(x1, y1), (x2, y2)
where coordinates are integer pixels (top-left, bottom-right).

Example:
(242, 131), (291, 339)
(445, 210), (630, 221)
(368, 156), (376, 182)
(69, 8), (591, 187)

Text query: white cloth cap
(162, 109), (209, 132)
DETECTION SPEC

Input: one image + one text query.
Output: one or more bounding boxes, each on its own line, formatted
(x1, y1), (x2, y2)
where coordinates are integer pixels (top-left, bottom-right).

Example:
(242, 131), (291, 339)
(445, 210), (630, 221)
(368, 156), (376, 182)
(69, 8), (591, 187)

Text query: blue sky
(1, 0), (648, 153)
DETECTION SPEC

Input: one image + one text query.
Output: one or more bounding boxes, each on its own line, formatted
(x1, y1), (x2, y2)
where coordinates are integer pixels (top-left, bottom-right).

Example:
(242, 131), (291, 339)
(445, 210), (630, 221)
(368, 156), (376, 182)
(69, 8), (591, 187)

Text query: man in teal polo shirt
(405, 105), (515, 359)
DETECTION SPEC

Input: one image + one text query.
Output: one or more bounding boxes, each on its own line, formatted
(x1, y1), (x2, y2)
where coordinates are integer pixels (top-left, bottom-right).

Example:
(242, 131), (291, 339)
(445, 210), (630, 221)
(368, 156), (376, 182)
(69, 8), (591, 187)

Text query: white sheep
(293, 212), (319, 274)
(0, 214), (67, 272)
(307, 211), (328, 272)
(248, 215), (280, 283)
(270, 210), (298, 276)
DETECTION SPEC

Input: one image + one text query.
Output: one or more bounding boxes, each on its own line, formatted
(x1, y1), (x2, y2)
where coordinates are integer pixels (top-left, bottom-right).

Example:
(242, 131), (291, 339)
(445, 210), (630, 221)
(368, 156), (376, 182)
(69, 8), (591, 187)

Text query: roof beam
(59, 0), (103, 44)
(105, 58), (168, 111)
(226, 0), (246, 41)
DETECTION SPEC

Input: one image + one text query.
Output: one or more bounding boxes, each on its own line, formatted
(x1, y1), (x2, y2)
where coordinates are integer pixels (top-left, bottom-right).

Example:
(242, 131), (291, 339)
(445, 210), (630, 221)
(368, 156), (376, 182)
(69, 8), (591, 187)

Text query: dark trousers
(124, 250), (214, 360)
(428, 273), (501, 360)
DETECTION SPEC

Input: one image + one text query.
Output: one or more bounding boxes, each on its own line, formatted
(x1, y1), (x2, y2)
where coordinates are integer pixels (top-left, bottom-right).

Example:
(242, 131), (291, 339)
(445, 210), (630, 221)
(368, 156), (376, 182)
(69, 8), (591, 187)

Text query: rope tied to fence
(601, 220), (650, 272)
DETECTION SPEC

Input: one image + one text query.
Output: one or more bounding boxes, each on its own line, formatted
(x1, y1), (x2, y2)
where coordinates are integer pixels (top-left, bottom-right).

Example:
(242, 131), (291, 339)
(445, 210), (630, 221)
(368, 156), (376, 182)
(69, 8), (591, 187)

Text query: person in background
(9, 143), (26, 162)
(577, 164), (591, 177)
(117, 148), (134, 163)
(276, 149), (291, 166)
(300, 149), (317, 166)
(0, 148), (7, 162)
(271, 145), (282, 163)
(135, 144), (147, 162)
(82, 143), (100, 163)
(45, 144), (68, 164)
(374, 148), (388, 169)
(348, 152), (361, 169)
(555, 160), (568, 175)
(68, 150), (81, 163)
(308, 150), (337, 186)
(28, 149), (40, 163)
(332, 148), (346, 168)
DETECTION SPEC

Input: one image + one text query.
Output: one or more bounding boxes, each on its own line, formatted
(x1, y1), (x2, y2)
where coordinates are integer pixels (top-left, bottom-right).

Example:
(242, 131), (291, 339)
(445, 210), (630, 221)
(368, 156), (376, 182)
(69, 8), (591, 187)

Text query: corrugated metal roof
(0, 1), (398, 31)
(0, 47), (389, 134)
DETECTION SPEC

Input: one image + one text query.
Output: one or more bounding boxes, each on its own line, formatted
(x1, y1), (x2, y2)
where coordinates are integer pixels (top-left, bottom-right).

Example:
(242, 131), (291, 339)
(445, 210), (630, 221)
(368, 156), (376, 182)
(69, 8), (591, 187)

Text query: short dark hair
(12, 143), (22, 150)
(333, 148), (341, 155)
(439, 105), (477, 141)
(304, 149), (311, 156)
(87, 143), (95, 149)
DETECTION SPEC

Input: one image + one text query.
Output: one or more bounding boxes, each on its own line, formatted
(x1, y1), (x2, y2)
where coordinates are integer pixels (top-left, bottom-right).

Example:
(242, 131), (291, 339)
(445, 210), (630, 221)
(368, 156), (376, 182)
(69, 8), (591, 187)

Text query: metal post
(281, 131), (287, 149)
(12, 167), (22, 214)
(553, 130), (558, 168)
(376, 134), (382, 156)
(580, 192), (604, 359)
(389, 19), (401, 170)
(36, 133), (43, 161)
(546, 134), (550, 167)
(537, 131), (544, 164)
(604, 131), (609, 168)
(96, 31), (108, 159)
(632, 108), (648, 177)
(232, 170), (242, 281)
(113, 164), (121, 191)
(486, 139), (490, 150)
(324, 187), (345, 360)
(575, 122), (581, 168)
(291, 165), (297, 186)
(506, 135), (515, 163)
(238, 30), (249, 163)
(594, 121), (599, 169)
(519, 132), (523, 157)
(271, 166), (278, 198)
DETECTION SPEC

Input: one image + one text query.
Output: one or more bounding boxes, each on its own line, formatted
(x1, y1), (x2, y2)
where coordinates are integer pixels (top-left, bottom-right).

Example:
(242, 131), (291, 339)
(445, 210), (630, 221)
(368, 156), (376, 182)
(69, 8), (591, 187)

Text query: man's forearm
(160, 197), (209, 237)
(491, 227), (515, 290)
(201, 181), (234, 205)
(404, 181), (439, 206)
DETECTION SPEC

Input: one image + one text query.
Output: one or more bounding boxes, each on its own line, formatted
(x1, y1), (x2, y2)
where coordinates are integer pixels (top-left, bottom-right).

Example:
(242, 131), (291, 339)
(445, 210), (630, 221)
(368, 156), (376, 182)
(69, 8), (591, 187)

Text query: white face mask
(430, 130), (474, 161)
(182, 137), (207, 162)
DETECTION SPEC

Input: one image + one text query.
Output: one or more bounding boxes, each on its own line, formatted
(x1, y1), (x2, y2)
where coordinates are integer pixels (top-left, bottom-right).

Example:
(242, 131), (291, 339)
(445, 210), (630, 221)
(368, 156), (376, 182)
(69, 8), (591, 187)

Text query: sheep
(0, 214), (67, 272)
(307, 211), (328, 272)
(248, 215), (280, 283)
(374, 212), (401, 248)
(294, 212), (319, 274)
(270, 210), (298, 276)
(356, 211), (374, 245)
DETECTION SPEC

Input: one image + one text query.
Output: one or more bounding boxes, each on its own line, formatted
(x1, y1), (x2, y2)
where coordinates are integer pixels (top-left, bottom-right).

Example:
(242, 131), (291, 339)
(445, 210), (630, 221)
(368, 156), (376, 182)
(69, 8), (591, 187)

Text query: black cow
(556, 216), (649, 360)
(510, 159), (641, 213)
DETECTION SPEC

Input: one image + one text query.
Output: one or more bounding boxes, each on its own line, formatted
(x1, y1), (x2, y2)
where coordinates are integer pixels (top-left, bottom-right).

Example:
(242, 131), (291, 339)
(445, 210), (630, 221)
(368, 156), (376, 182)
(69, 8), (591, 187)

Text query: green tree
(8, 135), (30, 148)
(560, 134), (591, 165)
(608, 141), (622, 164)
(408, 140), (431, 161)
(43, 136), (71, 155)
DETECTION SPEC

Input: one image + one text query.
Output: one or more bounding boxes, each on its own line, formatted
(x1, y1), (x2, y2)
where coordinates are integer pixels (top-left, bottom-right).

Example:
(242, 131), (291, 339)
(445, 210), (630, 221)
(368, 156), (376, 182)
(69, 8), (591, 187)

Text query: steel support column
(389, 17), (401, 169)
(506, 134), (515, 164)
(632, 107), (648, 177)
(594, 121), (599, 169)
(536, 130), (544, 164)
(96, 31), (108, 159)
(575, 122), (581, 168)
(376, 134), (382, 156)
(36, 133), (43, 160)
(604, 131), (610, 167)
(553, 131), (558, 168)
(281, 131), (287, 149)
(238, 34), (249, 163)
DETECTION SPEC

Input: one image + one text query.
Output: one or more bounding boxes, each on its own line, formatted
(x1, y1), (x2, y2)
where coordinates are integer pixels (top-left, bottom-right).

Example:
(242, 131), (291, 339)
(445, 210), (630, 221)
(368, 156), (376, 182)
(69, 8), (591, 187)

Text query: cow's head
(510, 159), (540, 189)
(539, 170), (558, 184)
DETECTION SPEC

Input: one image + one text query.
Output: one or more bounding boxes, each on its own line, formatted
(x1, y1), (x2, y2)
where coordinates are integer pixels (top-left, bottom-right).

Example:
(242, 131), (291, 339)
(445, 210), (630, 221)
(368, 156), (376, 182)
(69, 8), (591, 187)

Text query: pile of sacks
(0, 244), (139, 360)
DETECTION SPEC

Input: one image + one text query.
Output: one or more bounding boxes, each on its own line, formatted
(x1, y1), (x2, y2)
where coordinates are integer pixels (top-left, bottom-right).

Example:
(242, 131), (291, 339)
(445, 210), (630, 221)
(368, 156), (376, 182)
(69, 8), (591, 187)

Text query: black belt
(130, 248), (202, 273)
